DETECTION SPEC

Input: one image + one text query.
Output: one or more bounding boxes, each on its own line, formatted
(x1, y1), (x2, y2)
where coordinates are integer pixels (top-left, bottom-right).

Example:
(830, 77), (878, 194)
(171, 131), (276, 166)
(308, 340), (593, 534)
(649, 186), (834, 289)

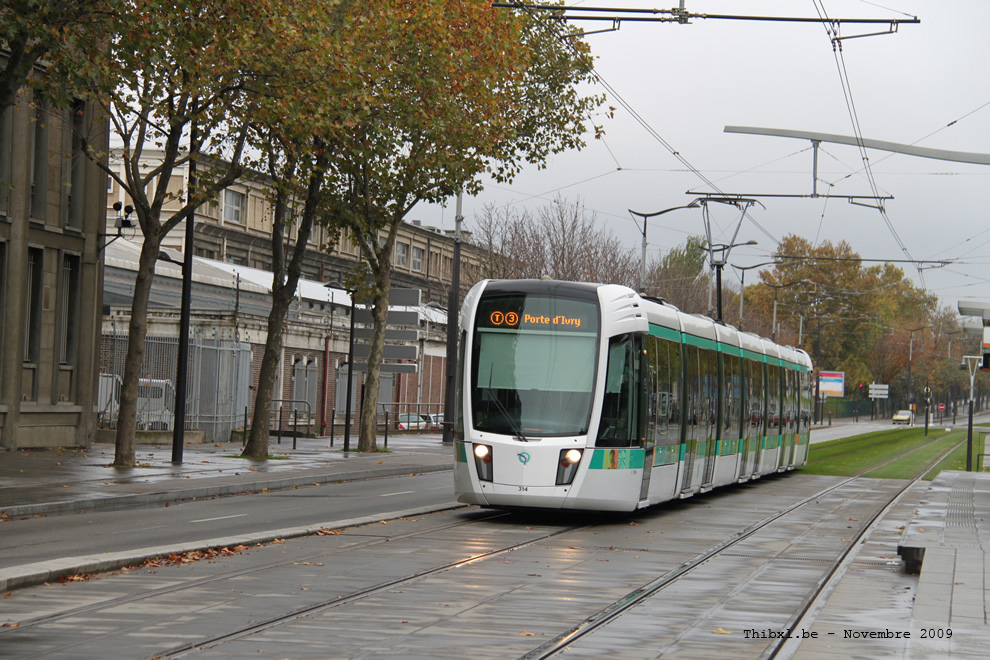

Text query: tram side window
(685, 344), (717, 443)
(785, 369), (798, 433)
(645, 334), (682, 447)
(722, 353), (742, 441)
(766, 364), (782, 430)
(799, 371), (812, 433)
(744, 358), (765, 437)
(597, 334), (642, 448)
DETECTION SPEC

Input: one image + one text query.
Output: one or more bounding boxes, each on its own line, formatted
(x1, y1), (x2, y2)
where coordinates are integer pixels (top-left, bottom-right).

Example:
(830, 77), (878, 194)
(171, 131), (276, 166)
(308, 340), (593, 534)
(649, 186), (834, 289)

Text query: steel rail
(0, 509), (500, 636)
(523, 433), (964, 658)
(764, 436), (966, 659)
(159, 521), (599, 658)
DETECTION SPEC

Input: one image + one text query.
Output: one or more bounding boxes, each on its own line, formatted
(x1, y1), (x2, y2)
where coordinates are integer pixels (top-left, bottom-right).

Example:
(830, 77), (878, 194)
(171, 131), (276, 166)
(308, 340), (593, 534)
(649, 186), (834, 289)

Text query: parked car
(422, 413), (444, 430)
(396, 413), (427, 430)
(892, 410), (913, 425)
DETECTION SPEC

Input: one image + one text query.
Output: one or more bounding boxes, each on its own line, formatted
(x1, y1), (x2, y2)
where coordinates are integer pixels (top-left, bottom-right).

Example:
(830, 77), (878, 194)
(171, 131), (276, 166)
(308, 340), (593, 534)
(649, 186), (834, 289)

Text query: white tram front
(452, 279), (813, 512)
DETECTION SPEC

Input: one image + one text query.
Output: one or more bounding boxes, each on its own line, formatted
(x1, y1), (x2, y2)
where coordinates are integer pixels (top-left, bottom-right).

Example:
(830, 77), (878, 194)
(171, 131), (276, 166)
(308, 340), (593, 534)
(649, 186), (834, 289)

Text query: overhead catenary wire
(501, 0), (782, 249)
(810, 0), (925, 288)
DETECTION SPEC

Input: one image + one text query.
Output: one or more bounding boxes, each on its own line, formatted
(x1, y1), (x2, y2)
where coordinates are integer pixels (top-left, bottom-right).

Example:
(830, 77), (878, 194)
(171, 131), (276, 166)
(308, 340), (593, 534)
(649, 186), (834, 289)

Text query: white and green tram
(452, 279), (813, 512)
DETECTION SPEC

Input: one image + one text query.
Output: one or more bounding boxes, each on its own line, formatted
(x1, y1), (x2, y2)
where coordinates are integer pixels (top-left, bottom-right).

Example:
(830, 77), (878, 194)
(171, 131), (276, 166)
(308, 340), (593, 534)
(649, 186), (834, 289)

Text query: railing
(268, 399), (312, 449)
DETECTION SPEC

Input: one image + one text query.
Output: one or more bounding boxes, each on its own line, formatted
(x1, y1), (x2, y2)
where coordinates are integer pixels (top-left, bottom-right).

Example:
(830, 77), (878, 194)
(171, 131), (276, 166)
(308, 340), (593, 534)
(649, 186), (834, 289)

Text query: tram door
(701, 350), (720, 488)
(682, 343), (716, 495)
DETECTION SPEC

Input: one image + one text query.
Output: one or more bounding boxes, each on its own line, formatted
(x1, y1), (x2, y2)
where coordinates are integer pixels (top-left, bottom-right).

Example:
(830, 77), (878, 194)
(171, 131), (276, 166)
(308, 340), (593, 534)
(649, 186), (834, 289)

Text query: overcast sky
(418, 0), (990, 315)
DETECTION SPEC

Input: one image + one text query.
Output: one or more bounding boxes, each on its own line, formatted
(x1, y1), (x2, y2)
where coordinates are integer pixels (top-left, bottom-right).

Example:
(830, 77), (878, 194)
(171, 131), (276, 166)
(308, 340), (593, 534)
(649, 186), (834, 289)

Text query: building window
(0, 104), (11, 215)
(411, 246), (424, 272)
(57, 253), (81, 365)
(24, 248), (43, 363)
(0, 242), (6, 345)
(66, 100), (86, 229)
(395, 242), (409, 268)
(30, 93), (49, 220)
(224, 189), (245, 224)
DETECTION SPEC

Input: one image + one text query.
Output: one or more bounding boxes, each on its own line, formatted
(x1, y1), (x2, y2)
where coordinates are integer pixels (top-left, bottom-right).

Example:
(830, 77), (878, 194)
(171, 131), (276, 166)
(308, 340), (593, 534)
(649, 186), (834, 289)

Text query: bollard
(330, 408), (335, 448)
(277, 407), (283, 444)
(243, 406), (248, 447)
(293, 409), (298, 450)
(828, 410), (832, 426)
(384, 410), (389, 450)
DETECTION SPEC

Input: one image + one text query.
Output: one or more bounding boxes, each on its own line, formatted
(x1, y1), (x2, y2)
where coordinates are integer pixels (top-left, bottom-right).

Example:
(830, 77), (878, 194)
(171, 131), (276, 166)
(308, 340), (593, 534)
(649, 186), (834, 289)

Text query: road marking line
(189, 514), (249, 523)
(380, 490), (415, 497)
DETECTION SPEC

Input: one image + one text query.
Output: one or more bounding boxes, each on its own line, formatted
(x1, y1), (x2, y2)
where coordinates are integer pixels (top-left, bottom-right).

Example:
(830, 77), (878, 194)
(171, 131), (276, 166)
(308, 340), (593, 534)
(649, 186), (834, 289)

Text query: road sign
(938, 403), (946, 412)
(818, 371), (845, 398)
(868, 383), (889, 400)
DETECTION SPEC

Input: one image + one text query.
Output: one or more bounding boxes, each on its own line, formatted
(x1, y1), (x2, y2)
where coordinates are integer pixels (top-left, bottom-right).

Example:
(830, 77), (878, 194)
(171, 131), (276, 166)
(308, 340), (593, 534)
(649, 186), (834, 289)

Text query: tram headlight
(556, 448), (583, 485)
(473, 443), (493, 482)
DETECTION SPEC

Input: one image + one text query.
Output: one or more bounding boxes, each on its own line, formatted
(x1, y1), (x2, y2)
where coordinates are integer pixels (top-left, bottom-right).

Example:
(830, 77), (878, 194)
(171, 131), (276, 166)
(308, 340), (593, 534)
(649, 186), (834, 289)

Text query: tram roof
(681, 314), (717, 342)
(480, 279), (601, 301)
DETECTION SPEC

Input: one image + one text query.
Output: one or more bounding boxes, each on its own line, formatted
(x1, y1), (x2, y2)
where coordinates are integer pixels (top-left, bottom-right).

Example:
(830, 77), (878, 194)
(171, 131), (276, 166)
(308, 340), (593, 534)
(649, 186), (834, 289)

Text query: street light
(706, 239), (758, 322)
(730, 260), (778, 331)
(696, 196), (763, 323)
(325, 281), (357, 452)
(628, 199), (701, 292)
(961, 355), (982, 470)
(906, 325), (931, 410)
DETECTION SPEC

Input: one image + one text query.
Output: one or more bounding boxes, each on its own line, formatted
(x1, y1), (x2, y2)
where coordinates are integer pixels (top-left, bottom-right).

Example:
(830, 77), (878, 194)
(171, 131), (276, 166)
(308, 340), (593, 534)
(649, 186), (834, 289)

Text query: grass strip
(803, 428), (917, 466)
(800, 429), (955, 477)
(863, 431), (964, 480)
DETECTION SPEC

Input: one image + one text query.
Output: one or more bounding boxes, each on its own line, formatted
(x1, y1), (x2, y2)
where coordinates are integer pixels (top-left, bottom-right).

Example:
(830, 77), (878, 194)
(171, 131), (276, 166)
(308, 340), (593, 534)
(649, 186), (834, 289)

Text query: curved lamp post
(628, 199), (701, 292)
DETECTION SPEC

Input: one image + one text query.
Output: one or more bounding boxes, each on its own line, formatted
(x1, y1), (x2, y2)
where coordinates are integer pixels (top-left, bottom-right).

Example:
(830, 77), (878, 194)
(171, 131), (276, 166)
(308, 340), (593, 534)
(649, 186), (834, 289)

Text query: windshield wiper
(486, 365), (529, 442)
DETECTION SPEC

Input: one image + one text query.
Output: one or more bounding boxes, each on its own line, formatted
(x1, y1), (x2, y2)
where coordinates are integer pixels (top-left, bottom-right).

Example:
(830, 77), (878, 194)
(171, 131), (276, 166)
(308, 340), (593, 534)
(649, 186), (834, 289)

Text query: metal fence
(99, 333), (253, 442)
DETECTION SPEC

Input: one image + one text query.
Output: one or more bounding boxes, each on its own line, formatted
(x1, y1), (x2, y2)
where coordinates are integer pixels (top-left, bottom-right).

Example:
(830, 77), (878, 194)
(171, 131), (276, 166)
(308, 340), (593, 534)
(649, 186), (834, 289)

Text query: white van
(96, 374), (175, 430)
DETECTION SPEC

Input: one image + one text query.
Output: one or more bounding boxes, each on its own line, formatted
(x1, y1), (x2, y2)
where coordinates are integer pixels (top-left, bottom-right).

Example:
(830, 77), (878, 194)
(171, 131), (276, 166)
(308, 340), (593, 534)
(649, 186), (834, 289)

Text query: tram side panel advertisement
(818, 371), (845, 398)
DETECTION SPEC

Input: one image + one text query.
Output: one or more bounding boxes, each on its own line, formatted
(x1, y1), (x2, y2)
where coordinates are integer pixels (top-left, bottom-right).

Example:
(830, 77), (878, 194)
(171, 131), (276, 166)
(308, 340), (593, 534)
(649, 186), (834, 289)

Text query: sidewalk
(0, 432), (455, 518)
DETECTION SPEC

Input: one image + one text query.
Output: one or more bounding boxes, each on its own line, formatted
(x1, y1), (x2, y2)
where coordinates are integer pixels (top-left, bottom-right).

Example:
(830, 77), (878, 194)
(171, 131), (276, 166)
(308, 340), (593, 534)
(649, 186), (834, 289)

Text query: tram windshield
(472, 293), (600, 436)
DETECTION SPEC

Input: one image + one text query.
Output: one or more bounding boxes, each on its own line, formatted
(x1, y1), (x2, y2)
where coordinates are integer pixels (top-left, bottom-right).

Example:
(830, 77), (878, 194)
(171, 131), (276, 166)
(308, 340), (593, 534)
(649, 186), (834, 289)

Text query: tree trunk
(243, 153), (326, 458)
(244, 293), (294, 457)
(358, 265), (391, 452)
(113, 234), (161, 467)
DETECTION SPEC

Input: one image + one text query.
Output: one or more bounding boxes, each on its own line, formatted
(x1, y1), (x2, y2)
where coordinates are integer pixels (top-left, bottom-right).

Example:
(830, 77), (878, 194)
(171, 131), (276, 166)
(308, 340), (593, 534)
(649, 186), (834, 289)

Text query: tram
(452, 279), (814, 512)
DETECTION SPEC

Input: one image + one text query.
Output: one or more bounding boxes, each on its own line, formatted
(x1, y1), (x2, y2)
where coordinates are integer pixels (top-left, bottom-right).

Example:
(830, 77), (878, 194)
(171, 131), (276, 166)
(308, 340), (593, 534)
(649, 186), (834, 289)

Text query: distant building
(101, 239), (449, 441)
(105, 149), (482, 306)
(0, 62), (108, 449)
(99, 150), (478, 440)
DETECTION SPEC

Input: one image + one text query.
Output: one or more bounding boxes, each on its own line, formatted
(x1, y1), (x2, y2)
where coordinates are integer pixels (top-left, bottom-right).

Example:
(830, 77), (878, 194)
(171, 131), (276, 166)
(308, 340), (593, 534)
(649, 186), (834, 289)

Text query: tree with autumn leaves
(312, 1), (600, 452)
(26, 0), (596, 463)
(742, 235), (975, 407)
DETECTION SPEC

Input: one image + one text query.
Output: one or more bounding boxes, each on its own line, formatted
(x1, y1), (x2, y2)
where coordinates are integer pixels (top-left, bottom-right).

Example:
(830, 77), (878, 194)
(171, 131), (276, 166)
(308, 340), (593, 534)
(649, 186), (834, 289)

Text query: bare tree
(643, 236), (711, 315)
(471, 198), (637, 286)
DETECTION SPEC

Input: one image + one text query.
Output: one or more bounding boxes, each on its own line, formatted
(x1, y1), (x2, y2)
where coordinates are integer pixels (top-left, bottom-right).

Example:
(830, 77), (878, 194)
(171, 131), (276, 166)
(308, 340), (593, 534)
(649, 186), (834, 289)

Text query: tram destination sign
(477, 297), (597, 333)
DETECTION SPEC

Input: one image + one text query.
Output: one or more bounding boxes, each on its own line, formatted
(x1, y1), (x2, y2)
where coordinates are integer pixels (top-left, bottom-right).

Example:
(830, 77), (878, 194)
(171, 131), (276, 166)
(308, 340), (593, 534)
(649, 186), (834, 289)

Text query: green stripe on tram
(741, 348), (764, 362)
(649, 324), (681, 342)
(589, 448), (645, 470)
(718, 343), (741, 357)
(682, 333), (717, 351)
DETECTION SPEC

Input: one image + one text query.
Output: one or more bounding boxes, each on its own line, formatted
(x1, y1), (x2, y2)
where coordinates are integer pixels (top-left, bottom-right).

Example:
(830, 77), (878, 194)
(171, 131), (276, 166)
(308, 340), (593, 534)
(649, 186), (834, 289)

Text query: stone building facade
(0, 63), (108, 449)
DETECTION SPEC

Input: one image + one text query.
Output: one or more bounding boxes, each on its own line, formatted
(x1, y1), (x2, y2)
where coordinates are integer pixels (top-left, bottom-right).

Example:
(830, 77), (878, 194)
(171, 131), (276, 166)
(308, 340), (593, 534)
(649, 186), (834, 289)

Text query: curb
(0, 502), (465, 592)
(0, 463), (454, 518)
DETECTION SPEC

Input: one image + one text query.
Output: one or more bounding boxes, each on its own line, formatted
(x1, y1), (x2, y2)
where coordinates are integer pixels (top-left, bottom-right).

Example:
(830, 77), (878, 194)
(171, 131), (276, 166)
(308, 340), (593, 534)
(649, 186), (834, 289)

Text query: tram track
(521, 436), (966, 659)
(763, 436), (966, 659)
(1, 436), (963, 658)
(0, 509), (492, 637)
(158, 519), (599, 658)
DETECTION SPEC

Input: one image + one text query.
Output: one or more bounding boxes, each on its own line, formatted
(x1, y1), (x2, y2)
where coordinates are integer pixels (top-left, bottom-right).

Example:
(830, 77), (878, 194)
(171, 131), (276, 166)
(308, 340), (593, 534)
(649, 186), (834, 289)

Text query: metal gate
(99, 333), (252, 442)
